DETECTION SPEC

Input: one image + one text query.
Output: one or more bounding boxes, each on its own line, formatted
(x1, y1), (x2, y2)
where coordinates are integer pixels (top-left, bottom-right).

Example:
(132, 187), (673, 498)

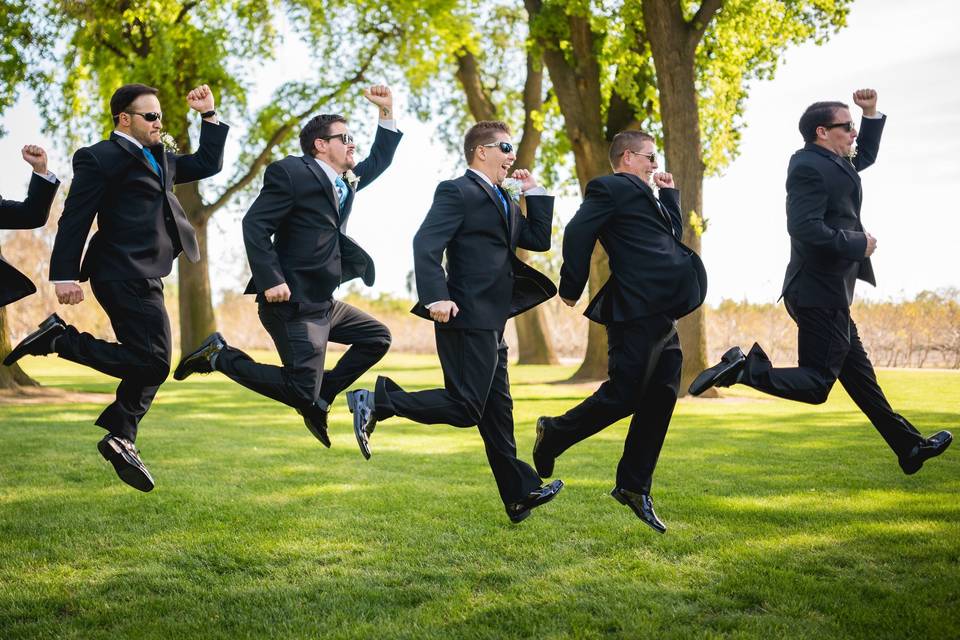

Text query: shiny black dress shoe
(297, 403), (331, 448)
(505, 479), (564, 523)
(899, 430), (953, 475)
(611, 487), (666, 533)
(173, 332), (226, 380)
(3, 313), (66, 366)
(533, 416), (558, 478)
(688, 346), (746, 396)
(346, 389), (376, 460)
(97, 434), (155, 492)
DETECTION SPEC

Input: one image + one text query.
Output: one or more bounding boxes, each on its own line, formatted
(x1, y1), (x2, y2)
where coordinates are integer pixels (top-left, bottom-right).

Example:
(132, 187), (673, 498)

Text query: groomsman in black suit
(348, 121), (564, 523)
(532, 131), (707, 533)
(1, 145), (60, 306)
(5, 83), (229, 491)
(173, 86), (400, 450)
(690, 89), (952, 475)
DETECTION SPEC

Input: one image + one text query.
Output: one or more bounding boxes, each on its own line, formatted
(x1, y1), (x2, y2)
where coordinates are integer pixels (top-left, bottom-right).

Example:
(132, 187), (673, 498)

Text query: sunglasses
(478, 141), (514, 154)
(321, 133), (355, 145)
(623, 149), (658, 163)
(125, 111), (163, 122)
(821, 121), (855, 133)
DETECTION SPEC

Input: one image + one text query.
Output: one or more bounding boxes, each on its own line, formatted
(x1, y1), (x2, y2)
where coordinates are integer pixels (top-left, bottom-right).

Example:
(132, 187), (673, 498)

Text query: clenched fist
(22, 145), (48, 175)
(363, 85), (394, 119)
(852, 89), (877, 117)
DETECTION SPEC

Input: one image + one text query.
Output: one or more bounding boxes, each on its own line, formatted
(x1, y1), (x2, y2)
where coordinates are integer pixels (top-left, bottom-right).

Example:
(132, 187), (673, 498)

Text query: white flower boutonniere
(344, 169), (360, 190)
(159, 131), (180, 154)
(501, 177), (523, 203)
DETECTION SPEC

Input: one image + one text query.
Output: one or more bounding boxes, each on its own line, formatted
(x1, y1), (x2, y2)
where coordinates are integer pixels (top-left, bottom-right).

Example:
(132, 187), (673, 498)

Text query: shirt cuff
(52, 280), (77, 284)
(34, 171), (57, 183)
(424, 301), (438, 309)
(523, 186), (548, 196)
(863, 112), (883, 119)
(378, 120), (397, 132)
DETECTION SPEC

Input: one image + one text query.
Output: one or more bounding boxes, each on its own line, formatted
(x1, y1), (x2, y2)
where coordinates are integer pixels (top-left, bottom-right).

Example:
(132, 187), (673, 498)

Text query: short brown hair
(463, 121), (511, 163)
(110, 83), (159, 125)
(300, 114), (348, 156)
(609, 130), (655, 170)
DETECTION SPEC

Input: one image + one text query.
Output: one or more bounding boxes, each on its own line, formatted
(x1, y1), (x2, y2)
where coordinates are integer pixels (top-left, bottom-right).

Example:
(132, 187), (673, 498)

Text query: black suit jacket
(410, 170), (557, 331)
(243, 126), (402, 303)
(49, 120), (229, 282)
(781, 115), (885, 308)
(0, 173), (61, 306)
(558, 172), (707, 324)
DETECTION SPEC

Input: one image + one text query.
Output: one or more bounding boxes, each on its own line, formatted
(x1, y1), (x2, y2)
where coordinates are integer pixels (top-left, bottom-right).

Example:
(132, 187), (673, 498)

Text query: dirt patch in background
(0, 386), (112, 405)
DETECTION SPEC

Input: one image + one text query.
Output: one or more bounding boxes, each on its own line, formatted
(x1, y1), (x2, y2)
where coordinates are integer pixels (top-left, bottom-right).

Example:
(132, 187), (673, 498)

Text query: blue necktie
(142, 147), (161, 179)
(334, 175), (348, 208)
(494, 187), (509, 221)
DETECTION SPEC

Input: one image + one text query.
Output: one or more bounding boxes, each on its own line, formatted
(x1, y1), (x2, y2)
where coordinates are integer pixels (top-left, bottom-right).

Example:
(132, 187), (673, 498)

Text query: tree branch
(689, 0), (723, 45)
(515, 51), (544, 170)
(454, 49), (497, 121)
(175, 1), (198, 24)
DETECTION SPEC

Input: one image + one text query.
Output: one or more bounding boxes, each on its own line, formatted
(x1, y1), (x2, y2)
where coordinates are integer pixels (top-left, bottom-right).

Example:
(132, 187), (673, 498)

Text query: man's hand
(22, 145), (48, 175)
(187, 85), (216, 117)
(264, 282), (291, 303)
(853, 88), (878, 117)
(363, 85), (393, 119)
(561, 297), (577, 307)
(653, 172), (675, 189)
(55, 282), (84, 305)
(428, 300), (459, 323)
(511, 169), (538, 192)
(864, 232), (877, 258)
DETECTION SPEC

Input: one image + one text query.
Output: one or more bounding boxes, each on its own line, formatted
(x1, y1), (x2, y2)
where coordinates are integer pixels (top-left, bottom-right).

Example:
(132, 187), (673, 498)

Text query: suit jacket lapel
(621, 172), (674, 234)
(153, 145), (172, 190)
(302, 156), (340, 217)
(465, 171), (509, 234)
(111, 134), (162, 187)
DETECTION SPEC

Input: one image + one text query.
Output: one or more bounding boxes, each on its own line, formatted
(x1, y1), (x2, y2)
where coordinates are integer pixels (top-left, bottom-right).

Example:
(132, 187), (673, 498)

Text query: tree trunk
(0, 303), (39, 389)
(175, 181), (216, 354)
(643, 0), (722, 395)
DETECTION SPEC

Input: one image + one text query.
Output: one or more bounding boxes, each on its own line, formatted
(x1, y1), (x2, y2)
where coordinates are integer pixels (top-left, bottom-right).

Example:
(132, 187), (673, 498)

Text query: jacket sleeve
(172, 120), (230, 184)
(853, 114), (885, 172)
(412, 180), (464, 306)
(786, 163), (867, 260)
(243, 162), (294, 292)
(516, 194), (554, 252)
(352, 126), (403, 191)
(0, 173), (60, 230)
(659, 187), (683, 238)
(49, 148), (105, 281)
(558, 178), (615, 302)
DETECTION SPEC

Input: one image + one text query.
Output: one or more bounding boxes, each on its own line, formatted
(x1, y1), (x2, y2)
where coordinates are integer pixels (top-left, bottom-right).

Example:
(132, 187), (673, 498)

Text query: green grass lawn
(1, 353), (958, 639)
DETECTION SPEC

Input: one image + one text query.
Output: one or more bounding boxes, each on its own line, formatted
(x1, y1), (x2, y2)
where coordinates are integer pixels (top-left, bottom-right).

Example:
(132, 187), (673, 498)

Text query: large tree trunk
(175, 181), (216, 354)
(0, 303), (39, 389)
(643, 0), (722, 395)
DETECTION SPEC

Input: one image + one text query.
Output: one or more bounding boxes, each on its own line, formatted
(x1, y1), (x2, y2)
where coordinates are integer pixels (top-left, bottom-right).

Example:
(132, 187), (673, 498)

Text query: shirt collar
(113, 130), (143, 150)
(313, 157), (340, 185)
(468, 167), (497, 189)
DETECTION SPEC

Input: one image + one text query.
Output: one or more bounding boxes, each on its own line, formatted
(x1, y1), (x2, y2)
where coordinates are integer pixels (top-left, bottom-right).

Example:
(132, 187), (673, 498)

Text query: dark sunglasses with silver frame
(123, 111), (163, 122)
(320, 133), (355, 145)
(477, 141), (514, 154)
(820, 121), (855, 133)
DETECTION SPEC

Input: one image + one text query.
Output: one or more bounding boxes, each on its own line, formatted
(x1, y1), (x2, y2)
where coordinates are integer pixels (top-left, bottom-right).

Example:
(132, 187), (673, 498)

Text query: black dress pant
(55, 278), (171, 442)
(215, 299), (391, 411)
(739, 297), (924, 457)
(542, 316), (681, 494)
(375, 327), (542, 505)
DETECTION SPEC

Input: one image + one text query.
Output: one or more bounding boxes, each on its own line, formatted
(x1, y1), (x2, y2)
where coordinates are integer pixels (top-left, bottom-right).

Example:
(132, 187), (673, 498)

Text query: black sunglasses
(321, 133), (355, 145)
(623, 149), (658, 163)
(821, 121), (855, 133)
(478, 141), (514, 154)
(125, 111), (163, 122)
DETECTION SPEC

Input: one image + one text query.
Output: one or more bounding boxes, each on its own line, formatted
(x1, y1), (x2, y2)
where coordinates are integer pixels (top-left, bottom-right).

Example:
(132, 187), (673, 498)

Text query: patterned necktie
(334, 175), (348, 208)
(494, 187), (509, 221)
(142, 147), (162, 179)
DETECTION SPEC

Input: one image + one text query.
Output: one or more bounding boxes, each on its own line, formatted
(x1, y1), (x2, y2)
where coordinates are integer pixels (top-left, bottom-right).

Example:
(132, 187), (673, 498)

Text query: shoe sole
(346, 392), (372, 460)
(533, 419), (554, 478)
(172, 333), (223, 380)
(688, 357), (744, 396)
(610, 489), (665, 533)
(97, 439), (155, 492)
(3, 315), (64, 366)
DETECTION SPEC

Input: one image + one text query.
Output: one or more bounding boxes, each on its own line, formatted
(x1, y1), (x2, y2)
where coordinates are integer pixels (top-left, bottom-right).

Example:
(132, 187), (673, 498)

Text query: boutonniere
(344, 169), (360, 189)
(159, 131), (180, 154)
(501, 177), (522, 203)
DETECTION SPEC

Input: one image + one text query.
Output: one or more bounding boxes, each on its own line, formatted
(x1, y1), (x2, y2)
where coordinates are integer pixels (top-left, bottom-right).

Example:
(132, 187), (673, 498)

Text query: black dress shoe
(297, 403), (331, 448)
(533, 416), (558, 478)
(899, 430), (953, 475)
(505, 479), (565, 523)
(688, 346), (746, 396)
(346, 389), (376, 460)
(3, 313), (66, 366)
(173, 332), (226, 380)
(611, 487), (666, 533)
(97, 434), (155, 492)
